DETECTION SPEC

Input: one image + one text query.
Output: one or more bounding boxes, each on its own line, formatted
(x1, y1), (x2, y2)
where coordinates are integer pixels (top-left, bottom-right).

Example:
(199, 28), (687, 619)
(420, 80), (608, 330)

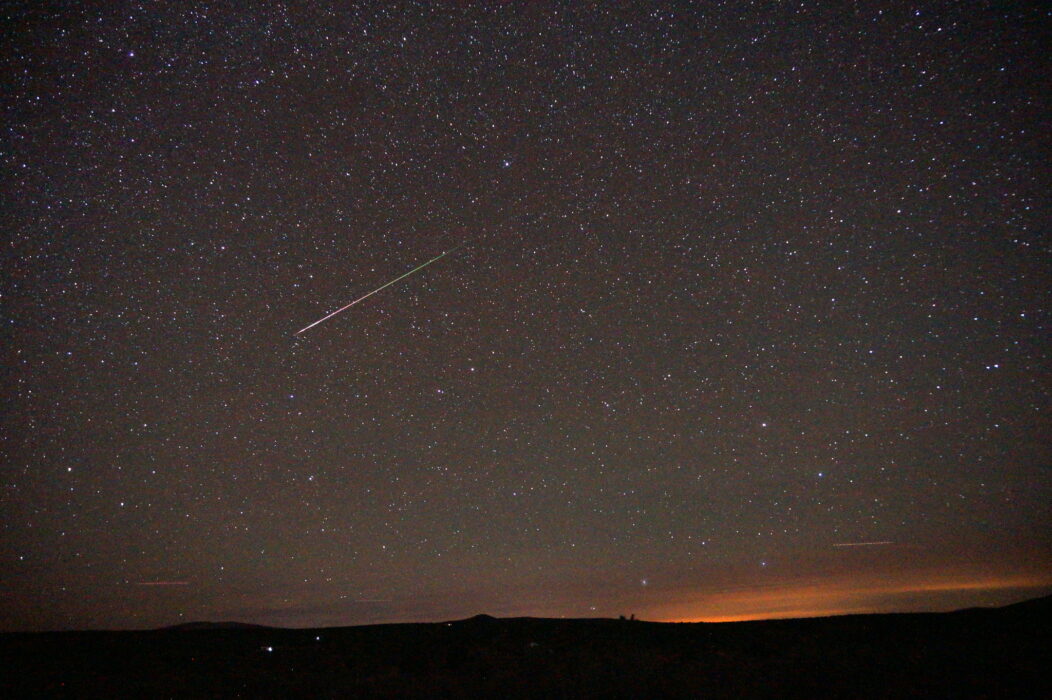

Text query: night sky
(3, 2), (1050, 631)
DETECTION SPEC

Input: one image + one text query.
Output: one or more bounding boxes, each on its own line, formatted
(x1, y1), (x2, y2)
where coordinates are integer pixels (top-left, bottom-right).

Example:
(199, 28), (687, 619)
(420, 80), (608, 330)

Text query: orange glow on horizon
(648, 573), (1052, 623)
(682, 608), (876, 623)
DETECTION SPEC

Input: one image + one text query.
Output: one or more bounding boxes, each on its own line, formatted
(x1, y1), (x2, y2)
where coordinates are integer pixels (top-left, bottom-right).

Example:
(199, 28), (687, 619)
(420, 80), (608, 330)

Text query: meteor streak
(134, 581), (190, 586)
(832, 541), (894, 547)
(295, 244), (464, 336)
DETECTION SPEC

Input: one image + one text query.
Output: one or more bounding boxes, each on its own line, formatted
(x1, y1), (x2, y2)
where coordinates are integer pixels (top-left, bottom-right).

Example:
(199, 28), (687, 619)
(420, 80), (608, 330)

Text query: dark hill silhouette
(1, 594), (1049, 698)
(160, 621), (275, 632)
(998, 591), (1052, 614)
(457, 613), (497, 624)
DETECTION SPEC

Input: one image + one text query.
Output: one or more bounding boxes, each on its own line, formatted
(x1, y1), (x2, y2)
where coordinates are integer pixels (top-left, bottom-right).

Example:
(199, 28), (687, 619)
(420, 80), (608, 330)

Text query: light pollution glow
(165, 567), (1052, 631)
(647, 572), (1052, 623)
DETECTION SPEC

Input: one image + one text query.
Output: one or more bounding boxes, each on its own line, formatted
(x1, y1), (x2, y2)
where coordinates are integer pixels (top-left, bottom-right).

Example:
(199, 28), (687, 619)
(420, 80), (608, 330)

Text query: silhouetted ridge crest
(159, 621), (274, 631)
(461, 614), (497, 623)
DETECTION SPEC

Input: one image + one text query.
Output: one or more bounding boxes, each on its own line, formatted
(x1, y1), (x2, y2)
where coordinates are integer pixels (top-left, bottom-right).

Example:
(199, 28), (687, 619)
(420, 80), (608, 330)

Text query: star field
(2, 1), (1050, 630)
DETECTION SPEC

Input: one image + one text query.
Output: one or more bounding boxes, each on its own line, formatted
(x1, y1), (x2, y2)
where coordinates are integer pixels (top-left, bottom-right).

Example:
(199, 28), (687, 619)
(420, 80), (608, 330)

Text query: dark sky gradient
(2, 1), (1050, 631)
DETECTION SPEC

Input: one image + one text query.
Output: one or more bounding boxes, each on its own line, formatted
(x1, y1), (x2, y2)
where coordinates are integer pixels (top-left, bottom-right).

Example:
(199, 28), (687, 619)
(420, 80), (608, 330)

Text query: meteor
(295, 243), (465, 336)
(832, 541), (894, 547)
(134, 581), (190, 586)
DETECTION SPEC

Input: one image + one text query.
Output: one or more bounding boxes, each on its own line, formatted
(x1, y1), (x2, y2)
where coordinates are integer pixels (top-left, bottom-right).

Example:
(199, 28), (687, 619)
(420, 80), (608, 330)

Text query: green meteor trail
(295, 245), (463, 336)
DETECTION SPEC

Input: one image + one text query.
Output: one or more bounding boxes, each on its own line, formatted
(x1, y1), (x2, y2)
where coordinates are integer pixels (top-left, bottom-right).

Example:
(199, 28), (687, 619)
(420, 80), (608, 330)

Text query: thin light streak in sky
(295, 244), (465, 336)
(832, 542), (895, 547)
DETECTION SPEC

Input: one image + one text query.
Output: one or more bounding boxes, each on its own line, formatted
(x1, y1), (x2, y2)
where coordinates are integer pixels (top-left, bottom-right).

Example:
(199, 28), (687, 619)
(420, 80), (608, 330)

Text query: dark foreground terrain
(2, 596), (1049, 698)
